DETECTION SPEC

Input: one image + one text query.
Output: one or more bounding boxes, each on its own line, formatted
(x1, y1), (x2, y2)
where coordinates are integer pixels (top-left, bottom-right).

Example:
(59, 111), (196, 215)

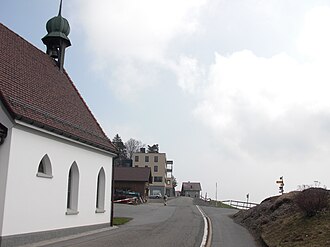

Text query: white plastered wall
(0, 104), (14, 236)
(1, 123), (113, 236)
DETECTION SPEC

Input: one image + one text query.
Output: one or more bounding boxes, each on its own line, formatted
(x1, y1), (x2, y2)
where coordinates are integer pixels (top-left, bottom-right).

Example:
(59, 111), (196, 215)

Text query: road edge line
(196, 205), (212, 247)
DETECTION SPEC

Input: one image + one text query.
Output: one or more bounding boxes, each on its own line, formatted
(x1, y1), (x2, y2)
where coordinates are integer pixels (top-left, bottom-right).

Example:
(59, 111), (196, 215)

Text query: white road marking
(196, 205), (209, 247)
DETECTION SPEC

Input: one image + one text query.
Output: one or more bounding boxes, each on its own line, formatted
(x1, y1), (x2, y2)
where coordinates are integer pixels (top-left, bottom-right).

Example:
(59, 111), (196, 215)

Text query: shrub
(295, 188), (329, 217)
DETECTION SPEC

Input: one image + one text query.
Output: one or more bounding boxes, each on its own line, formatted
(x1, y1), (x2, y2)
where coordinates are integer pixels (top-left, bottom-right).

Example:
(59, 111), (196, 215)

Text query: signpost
(276, 176), (284, 194)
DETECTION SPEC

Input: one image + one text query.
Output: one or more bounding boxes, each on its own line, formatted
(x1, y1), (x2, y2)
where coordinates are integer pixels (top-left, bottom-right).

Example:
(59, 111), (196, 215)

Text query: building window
(36, 154), (53, 178)
(154, 166), (158, 172)
(66, 162), (79, 215)
(96, 168), (106, 213)
(154, 176), (163, 183)
(135, 156), (139, 162)
(0, 123), (8, 145)
(154, 156), (158, 162)
(145, 156), (149, 162)
(145, 165), (149, 167)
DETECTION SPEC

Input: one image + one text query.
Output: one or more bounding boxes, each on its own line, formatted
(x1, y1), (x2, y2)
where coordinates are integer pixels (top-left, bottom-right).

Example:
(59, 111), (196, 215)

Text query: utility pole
(215, 182), (218, 207)
(246, 193), (249, 209)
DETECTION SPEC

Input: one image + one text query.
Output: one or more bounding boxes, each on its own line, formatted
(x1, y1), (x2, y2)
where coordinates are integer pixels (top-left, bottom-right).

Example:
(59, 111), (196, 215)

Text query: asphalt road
(201, 206), (258, 247)
(43, 197), (204, 247)
(35, 197), (258, 247)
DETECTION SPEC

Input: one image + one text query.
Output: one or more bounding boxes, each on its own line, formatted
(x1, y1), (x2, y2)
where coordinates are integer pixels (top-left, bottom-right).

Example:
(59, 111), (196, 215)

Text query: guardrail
(222, 200), (258, 210)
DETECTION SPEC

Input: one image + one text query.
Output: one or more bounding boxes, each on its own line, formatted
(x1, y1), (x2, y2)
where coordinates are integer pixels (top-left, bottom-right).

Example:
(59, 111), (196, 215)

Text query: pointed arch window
(36, 154), (53, 178)
(95, 168), (106, 213)
(66, 162), (79, 215)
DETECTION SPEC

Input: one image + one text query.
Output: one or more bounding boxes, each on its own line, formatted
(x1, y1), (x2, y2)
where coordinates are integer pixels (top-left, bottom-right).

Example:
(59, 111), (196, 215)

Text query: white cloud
(190, 6), (330, 167)
(68, 0), (330, 201)
(174, 56), (205, 94)
(72, 0), (207, 98)
(297, 6), (330, 61)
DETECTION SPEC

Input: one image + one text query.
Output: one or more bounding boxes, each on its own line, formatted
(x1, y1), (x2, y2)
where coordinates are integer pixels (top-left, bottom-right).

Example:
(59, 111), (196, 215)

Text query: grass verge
(112, 217), (132, 226)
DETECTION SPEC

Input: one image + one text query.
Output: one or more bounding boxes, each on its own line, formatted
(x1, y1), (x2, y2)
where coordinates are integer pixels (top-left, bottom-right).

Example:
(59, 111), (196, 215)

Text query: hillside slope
(233, 188), (330, 247)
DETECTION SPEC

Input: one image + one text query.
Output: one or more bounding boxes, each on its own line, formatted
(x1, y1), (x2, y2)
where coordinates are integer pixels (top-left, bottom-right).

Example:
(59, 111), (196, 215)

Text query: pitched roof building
(0, 8), (116, 246)
(114, 167), (152, 200)
(0, 23), (116, 153)
(181, 182), (202, 198)
(114, 167), (152, 183)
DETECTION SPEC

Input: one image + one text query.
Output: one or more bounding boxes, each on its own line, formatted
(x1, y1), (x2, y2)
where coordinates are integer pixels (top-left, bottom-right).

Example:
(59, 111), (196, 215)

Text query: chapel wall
(2, 123), (113, 236)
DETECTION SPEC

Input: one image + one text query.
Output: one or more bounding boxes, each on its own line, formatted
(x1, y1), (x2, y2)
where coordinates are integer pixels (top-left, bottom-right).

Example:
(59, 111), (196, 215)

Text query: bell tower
(42, 0), (71, 71)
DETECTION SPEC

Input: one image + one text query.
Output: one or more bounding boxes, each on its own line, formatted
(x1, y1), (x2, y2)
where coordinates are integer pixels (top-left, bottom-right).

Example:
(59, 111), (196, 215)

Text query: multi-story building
(165, 160), (175, 197)
(133, 148), (171, 197)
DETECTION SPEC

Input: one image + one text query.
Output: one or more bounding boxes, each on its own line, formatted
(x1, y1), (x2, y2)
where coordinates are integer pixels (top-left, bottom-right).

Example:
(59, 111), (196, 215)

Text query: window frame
(36, 154), (53, 178)
(154, 156), (158, 162)
(66, 162), (79, 215)
(96, 168), (106, 213)
(154, 176), (163, 183)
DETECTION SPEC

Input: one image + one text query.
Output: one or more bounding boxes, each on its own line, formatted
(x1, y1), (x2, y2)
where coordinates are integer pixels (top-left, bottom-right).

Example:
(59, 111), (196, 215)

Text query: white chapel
(0, 4), (117, 246)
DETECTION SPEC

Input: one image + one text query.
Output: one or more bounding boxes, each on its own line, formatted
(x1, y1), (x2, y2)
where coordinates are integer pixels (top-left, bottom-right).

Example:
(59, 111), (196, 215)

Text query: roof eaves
(0, 92), (16, 121)
(16, 115), (117, 154)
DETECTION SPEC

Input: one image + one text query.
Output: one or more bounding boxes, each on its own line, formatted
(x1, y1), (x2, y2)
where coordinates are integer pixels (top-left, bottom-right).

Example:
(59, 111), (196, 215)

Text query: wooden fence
(222, 200), (258, 210)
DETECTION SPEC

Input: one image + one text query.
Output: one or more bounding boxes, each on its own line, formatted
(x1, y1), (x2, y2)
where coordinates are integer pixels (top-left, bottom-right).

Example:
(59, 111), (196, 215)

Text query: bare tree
(125, 138), (145, 159)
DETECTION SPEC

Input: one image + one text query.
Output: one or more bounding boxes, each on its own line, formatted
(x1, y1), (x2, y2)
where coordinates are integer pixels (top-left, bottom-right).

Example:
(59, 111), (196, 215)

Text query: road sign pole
(216, 182), (218, 207)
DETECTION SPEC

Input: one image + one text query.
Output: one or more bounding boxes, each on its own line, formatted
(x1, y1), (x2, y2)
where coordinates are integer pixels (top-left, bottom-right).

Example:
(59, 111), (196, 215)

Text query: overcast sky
(2, 0), (330, 203)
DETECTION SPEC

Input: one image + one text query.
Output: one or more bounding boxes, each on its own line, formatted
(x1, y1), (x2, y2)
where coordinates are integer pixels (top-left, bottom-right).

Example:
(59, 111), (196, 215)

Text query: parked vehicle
(114, 189), (140, 200)
(149, 193), (162, 199)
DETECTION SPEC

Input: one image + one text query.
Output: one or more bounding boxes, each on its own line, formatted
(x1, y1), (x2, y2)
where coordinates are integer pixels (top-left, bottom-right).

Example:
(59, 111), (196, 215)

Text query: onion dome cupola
(42, 0), (71, 71)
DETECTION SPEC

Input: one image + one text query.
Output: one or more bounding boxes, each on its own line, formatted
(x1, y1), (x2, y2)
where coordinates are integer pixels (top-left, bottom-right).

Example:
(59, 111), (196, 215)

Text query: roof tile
(114, 167), (152, 182)
(0, 23), (117, 153)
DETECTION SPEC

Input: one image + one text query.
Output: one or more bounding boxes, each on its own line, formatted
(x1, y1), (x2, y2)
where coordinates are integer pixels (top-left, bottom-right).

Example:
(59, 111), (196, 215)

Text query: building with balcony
(165, 160), (175, 197)
(133, 147), (173, 197)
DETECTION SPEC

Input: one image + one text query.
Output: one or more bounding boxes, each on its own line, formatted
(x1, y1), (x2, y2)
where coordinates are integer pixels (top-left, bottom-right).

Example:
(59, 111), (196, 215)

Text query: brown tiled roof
(0, 23), (117, 153)
(182, 182), (202, 191)
(114, 167), (152, 183)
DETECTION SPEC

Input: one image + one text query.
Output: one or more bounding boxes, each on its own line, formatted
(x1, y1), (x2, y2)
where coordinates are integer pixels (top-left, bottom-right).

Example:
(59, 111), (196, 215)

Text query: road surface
(34, 197), (258, 247)
(42, 197), (204, 247)
(201, 206), (257, 247)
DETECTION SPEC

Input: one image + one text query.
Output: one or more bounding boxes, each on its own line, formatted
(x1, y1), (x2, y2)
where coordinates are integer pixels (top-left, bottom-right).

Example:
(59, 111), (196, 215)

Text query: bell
(49, 47), (59, 58)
